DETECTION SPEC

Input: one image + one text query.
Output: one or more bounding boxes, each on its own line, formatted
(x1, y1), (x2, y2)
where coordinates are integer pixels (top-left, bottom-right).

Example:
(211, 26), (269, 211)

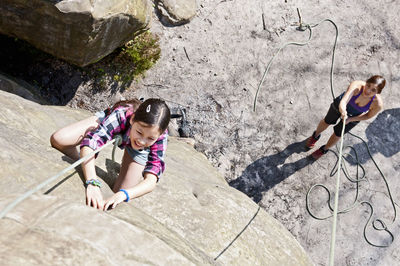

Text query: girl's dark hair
(366, 75), (386, 94)
(111, 99), (142, 112)
(133, 98), (171, 133)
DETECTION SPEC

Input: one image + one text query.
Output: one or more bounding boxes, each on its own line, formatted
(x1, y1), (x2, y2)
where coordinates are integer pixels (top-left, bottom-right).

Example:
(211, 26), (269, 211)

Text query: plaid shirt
(80, 106), (168, 179)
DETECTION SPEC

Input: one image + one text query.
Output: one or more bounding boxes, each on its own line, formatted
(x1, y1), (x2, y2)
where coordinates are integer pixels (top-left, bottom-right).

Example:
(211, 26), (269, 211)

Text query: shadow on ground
(0, 34), (131, 106)
(44, 155), (121, 195)
(229, 139), (314, 203)
(346, 108), (400, 165)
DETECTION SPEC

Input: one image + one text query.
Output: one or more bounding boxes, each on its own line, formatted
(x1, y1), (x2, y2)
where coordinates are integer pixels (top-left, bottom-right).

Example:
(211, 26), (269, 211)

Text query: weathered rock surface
(0, 79), (312, 265)
(1, 0), (399, 265)
(157, 0), (197, 25)
(0, 0), (152, 66)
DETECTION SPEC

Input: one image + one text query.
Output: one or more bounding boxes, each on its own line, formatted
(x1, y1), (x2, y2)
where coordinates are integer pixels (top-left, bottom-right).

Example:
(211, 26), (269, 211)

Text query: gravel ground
(1, 0), (400, 265)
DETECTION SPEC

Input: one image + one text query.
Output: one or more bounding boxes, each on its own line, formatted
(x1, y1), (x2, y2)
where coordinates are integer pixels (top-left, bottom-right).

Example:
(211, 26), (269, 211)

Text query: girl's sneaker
(306, 131), (320, 149)
(311, 145), (328, 160)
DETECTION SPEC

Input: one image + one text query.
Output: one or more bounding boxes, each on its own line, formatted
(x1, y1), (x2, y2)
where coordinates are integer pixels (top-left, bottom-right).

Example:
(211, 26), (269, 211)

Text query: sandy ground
(2, 0), (400, 265)
(127, 1), (400, 265)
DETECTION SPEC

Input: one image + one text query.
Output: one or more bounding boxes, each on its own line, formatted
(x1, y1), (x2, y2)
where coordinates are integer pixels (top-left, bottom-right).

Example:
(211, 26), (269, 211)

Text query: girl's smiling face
(129, 116), (161, 150)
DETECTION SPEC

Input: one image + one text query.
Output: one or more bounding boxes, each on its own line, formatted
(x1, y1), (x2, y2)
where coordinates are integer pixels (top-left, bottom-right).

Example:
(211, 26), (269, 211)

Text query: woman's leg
(307, 118), (330, 149)
(324, 133), (341, 150)
(113, 149), (145, 193)
(315, 119), (330, 136)
(50, 116), (100, 160)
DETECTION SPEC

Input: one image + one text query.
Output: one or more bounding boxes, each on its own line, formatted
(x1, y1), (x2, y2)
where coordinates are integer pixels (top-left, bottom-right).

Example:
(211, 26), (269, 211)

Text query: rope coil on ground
(252, 9), (397, 262)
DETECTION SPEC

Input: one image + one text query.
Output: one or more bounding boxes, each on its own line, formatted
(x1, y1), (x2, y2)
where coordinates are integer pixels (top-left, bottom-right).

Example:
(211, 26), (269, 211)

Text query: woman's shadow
(229, 139), (314, 203)
(346, 108), (400, 165)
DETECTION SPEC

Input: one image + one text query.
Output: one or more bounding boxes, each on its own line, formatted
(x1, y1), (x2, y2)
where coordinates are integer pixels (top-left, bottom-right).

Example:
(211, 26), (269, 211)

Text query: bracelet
(85, 179), (101, 188)
(119, 189), (130, 202)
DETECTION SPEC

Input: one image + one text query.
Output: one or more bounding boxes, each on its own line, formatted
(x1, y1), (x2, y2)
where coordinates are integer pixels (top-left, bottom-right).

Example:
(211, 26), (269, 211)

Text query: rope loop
(361, 201), (394, 247)
(253, 8), (397, 261)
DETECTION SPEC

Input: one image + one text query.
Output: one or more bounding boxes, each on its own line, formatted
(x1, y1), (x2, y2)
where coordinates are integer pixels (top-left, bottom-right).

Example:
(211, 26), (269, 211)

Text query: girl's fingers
(93, 198), (99, 209)
(103, 196), (122, 211)
(102, 193), (128, 211)
(104, 199), (117, 211)
(98, 199), (104, 209)
(104, 201), (110, 211)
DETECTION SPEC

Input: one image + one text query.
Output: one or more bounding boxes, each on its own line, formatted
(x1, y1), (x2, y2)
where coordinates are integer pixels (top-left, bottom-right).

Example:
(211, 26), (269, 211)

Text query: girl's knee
(50, 131), (60, 149)
(50, 129), (67, 149)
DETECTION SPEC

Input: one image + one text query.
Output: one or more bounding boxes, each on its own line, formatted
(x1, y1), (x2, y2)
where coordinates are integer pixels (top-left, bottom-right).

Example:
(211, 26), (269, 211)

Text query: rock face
(157, 0), (197, 25)
(0, 76), (313, 265)
(0, 0), (152, 66)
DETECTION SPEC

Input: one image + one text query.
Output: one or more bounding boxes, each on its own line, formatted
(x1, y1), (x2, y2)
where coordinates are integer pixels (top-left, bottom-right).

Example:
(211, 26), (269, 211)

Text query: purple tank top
(347, 88), (375, 114)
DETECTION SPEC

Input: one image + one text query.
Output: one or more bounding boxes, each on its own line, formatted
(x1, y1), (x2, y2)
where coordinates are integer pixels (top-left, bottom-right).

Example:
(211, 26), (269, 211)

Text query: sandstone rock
(0, 75), (313, 265)
(0, 0), (152, 66)
(157, 0), (197, 26)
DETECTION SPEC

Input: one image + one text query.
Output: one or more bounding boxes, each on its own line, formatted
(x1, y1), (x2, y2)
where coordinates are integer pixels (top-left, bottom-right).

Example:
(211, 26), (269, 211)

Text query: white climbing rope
(0, 138), (119, 219)
(329, 116), (346, 266)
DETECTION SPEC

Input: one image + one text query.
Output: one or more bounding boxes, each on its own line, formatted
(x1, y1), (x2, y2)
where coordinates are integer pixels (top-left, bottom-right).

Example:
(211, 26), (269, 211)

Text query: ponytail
(111, 99), (142, 112)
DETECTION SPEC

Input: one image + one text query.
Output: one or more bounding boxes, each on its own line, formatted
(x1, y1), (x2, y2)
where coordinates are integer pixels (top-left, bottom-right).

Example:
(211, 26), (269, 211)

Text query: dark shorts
(324, 100), (360, 137)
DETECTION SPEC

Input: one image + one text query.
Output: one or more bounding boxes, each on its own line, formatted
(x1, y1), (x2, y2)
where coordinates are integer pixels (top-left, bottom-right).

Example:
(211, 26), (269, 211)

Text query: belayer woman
(306, 75), (385, 159)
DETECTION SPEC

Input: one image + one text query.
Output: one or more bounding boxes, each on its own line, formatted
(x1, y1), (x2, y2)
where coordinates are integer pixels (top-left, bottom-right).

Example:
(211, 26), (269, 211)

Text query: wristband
(119, 189), (130, 202)
(85, 179), (101, 188)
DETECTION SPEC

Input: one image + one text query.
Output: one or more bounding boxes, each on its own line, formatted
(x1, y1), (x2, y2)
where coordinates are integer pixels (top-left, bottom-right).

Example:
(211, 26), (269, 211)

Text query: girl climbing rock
(306, 75), (385, 159)
(50, 98), (170, 210)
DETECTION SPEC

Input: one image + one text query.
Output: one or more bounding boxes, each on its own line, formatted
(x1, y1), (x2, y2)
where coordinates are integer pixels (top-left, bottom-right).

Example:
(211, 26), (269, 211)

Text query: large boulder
(0, 74), (313, 265)
(0, 0), (152, 66)
(157, 0), (197, 26)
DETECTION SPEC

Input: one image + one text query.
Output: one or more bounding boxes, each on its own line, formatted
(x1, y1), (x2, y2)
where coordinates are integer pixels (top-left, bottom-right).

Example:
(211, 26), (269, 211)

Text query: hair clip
(146, 105), (151, 113)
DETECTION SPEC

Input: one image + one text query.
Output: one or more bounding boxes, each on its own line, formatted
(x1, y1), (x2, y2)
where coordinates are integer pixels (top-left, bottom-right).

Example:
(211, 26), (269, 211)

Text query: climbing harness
(253, 7), (397, 265)
(0, 135), (122, 219)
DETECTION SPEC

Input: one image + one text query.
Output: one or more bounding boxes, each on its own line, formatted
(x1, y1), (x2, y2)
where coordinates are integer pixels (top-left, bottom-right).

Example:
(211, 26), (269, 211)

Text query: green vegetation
(88, 30), (161, 88)
(121, 31), (161, 78)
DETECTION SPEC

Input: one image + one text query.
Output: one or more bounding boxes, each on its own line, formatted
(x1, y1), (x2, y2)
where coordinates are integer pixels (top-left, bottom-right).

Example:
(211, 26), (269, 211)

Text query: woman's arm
(103, 173), (157, 210)
(347, 96), (383, 123)
(339, 80), (364, 119)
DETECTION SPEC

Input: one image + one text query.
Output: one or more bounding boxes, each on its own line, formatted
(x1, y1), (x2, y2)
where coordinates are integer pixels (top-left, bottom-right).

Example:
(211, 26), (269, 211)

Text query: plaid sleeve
(143, 131), (168, 181)
(80, 108), (129, 151)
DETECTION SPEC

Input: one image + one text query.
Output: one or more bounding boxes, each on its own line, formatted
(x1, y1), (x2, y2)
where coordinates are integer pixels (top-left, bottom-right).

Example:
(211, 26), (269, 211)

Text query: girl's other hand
(103, 191), (127, 211)
(86, 185), (104, 209)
